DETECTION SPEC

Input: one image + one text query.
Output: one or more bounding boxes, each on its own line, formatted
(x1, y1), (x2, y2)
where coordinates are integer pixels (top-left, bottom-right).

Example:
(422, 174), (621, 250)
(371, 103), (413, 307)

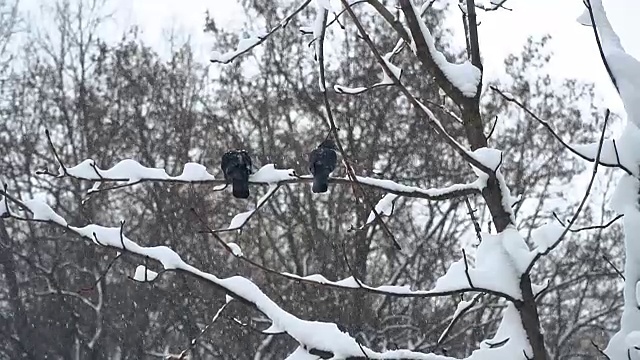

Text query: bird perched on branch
(221, 150), (253, 198)
(308, 139), (338, 193)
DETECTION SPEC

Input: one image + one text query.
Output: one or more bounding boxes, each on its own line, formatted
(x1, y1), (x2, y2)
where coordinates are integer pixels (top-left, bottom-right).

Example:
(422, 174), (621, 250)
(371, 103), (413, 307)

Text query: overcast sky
(99, 0), (637, 114)
(22, 0), (638, 118)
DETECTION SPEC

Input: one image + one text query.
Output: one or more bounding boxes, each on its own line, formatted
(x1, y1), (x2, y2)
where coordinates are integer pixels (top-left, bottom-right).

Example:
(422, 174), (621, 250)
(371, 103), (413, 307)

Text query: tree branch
(526, 109), (611, 274)
(210, 0), (312, 64)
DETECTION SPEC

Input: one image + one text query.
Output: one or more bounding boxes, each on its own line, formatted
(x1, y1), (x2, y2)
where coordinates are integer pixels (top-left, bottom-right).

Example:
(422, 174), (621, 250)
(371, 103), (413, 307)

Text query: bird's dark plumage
(308, 139), (338, 193)
(221, 150), (252, 199)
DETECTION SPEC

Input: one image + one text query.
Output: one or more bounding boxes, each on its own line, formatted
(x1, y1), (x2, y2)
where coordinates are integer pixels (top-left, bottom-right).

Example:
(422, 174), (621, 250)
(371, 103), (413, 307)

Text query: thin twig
(602, 255), (625, 281)
(35, 151), (481, 202)
(465, 197), (483, 244)
(78, 253), (122, 293)
(44, 129), (68, 176)
(341, 238), (365, 288)
(552, 212), (623, 233)
(1, 188), (476, 358)
(486, 115), (499, 140)
(526, 109), (611, 274)
(210, 0), (312, 64)
(491, 86), (632, 175)
(190, 207), (517, 301)
(228, 316), (286, 335)
(339, 0), (496, 176)
(177, 302), (229, 359)
(316, 7), (401, 250)
(583, 0), (619, 94)
(590, 339), (612, 360)
(434, 293), (483, 350)
(462, 249), (474, 288)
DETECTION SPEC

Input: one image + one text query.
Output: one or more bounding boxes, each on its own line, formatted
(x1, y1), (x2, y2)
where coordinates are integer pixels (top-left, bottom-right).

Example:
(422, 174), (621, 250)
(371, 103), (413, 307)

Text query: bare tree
(1, 0), (637, 359)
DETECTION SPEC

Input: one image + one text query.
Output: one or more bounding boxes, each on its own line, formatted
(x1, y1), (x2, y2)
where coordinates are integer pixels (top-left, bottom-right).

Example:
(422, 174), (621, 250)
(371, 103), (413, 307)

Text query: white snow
(211, 33), (265, 64)
(225, 184), (279, 231)
(23, 199), (68, 226)
(57, 159), (488, 211)
(610, 174), (640, 213)
(501, 92), (515, 100)
(438, 294), (482, 345)
(468, 148), (517, 219)
(606, 175), (640, 359)
(14, 197), (460, 359)
(333, 85), (368, 94)
(466, 304), (531, 359)
(301, 0), (327, 81)
(530, 221), (565, 253)
(575, 15), (640, 332)
(66, 159), (170, 182)
(578, 0), (640, 130)
(250, 164), (295, 183)
(452, 298), (474, 319)
(70, 224), (184, 269)
(408, 2), (481, 97)
(284, 347), (317, 360)
(354, 175), (483, 198)
(365, 193), (398, 225)
(227, 210), (254, 230)
(333, 276), (359, 288)
(532, 279), (550, 297)
(89, 182), (101, 194)
(61, 159), (298, 185)
(133, 265), (158, 282)
(280, 227), (534, 302)
(263, 323), (284, 334)
(227, 242), (243, 257)
(173, 163), (216, 181)
(334, 52), (401, 95)
(571, 122), (640, 176)
(279, 272), (432, 296)
(625, 331), (640, 349)
(501, 228), (535, 274)
(470, 147), (502, 172)
(434, 228), (534, 300)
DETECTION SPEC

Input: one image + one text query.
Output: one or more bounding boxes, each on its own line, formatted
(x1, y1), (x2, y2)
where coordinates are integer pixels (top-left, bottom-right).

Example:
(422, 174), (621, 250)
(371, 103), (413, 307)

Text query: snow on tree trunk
(577, 0), (640, 358)
(606, 175), (640, 359)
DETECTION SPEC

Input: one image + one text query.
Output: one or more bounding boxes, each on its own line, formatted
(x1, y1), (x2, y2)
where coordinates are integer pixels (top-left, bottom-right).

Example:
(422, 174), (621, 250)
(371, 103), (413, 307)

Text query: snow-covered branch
(334, 50), (402, 95)
(398, 0), (481, 102)
(191, 207), (518, 303)
(579, 0), (640, 129)
(210, 0), (312, 64)
(525, 109), (611, 274)
(37, 126), (485, 206)
(338, 0), (496, 177)
(574, 2), (640, 357)
(0, 190), (464, 359)
(491, 86), (634, 175)
(36, 128), (487, 238)
(37, 154), (483, 199)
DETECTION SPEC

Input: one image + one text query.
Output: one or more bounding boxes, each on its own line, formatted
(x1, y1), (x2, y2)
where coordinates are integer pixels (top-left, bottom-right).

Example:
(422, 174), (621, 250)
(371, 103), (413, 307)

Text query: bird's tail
(232, 178), (250, 199)
(312, 172), (329, 193)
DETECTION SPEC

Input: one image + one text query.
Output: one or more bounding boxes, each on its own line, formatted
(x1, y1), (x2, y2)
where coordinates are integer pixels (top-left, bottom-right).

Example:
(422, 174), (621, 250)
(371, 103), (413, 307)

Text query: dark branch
(583, 0), (619, 94)
(339, 0), (495, 175)
(526, 109), (612, 274)
(491, 86), (632, 175)
(210, 0), (312, 64)
(602, 254), (625, 281)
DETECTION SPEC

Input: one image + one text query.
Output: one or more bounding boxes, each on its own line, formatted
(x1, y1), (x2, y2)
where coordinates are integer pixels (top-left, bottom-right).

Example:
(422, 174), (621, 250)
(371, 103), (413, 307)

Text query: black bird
(221, 150), (252, 198)
(308, 139), (338, 193)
